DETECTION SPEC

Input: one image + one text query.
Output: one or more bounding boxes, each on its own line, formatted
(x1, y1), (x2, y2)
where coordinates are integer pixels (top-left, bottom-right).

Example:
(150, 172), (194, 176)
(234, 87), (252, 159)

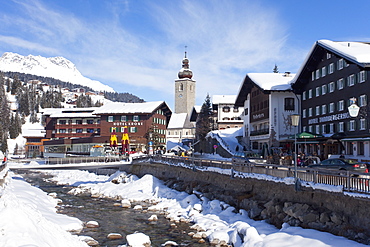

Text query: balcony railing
(250, 128), (269, 136)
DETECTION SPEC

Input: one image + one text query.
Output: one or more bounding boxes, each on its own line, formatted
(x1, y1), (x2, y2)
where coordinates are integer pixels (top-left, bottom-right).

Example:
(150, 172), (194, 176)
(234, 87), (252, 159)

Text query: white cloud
(0, 0), (304, 106)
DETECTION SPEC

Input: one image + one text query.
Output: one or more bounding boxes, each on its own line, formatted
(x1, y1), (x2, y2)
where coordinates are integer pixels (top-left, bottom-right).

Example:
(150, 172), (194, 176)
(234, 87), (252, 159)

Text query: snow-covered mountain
(0, 52), (115, 92)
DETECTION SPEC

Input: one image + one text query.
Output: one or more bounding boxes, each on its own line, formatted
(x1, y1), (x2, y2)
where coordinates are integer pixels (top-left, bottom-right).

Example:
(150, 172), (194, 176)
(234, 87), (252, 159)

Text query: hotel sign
(113, 121), (144, 126)
(308, 112), (350, 125)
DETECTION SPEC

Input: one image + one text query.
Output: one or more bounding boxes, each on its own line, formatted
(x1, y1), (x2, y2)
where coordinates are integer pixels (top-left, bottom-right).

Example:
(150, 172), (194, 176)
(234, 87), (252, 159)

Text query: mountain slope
(0, 52), (115, 92)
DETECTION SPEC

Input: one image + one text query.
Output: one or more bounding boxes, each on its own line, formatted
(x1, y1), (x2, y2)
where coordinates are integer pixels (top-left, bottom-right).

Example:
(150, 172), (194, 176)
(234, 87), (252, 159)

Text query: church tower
(174, 50), (196, 114)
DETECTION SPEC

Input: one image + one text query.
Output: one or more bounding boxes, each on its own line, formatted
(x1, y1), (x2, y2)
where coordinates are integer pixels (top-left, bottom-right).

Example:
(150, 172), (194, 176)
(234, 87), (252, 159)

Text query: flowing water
(17, 170), (209, 247)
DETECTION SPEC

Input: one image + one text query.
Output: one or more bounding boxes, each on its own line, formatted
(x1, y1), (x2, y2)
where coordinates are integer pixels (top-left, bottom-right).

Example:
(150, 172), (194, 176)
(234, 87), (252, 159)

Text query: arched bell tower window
(179, 83), (184, 91)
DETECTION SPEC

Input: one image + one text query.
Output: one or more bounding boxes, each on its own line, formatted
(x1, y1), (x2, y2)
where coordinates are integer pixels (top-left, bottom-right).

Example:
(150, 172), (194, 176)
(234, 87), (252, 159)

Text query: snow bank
(0, 172), (87, 247)
(41, 169), (367, 247)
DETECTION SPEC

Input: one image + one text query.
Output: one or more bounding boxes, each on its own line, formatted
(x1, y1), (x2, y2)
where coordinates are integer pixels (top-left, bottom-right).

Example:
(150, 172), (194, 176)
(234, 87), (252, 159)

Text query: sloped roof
(247, 73), (295, 91)
(212, 95), (237, 104)
(235, 73), (295, 106)
(167, 113), (194, 129)
(318, 40), (370, 65)
(292, 39), (370, 88)
(93, 101), (168, 114)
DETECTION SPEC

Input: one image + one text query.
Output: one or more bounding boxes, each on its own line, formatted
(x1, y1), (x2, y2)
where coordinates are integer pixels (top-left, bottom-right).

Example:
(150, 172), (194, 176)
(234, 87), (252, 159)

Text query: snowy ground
(0, 160), (368, 247)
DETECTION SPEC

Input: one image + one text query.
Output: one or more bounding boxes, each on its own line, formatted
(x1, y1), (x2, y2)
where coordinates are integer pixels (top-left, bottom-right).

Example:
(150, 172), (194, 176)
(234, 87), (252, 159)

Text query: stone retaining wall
(121, 162), (370, 244)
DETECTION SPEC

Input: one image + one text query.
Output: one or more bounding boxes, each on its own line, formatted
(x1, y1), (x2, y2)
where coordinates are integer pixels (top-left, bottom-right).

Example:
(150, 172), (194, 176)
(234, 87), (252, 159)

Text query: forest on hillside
(2, 71), (144, 103)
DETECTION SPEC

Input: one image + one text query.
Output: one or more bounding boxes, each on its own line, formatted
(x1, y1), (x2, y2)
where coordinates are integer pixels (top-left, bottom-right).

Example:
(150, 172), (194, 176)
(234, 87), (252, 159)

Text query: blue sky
(1, 0), (369, 109)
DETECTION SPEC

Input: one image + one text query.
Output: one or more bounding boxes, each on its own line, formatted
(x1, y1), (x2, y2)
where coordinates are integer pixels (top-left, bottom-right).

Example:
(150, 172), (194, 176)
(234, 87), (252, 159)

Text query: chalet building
(291, 40), (370, 161)
(42, 107), (102, 157)
(212, 95), (243, 130)
(93, 101), (172, 152)
(235, 73), (299, 155)
(41, 101), (171, 157)
(42, 107), (101, 139)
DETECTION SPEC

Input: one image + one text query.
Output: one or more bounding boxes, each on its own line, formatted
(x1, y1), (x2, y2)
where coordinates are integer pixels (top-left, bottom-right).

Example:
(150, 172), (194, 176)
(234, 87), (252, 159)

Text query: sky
(1, 0), (370, 109)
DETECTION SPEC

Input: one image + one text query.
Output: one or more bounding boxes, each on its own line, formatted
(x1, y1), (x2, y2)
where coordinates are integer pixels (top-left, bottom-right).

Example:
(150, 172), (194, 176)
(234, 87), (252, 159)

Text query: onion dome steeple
(178, 48), (193, 79)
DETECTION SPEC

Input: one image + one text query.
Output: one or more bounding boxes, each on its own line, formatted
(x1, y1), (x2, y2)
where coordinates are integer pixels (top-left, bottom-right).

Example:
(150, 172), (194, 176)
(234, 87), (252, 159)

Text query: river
(17, 170), (208, 247)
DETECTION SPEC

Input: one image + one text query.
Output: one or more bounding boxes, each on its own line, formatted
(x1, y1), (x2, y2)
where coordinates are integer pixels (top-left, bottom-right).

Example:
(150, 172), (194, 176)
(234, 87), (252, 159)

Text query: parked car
(232, 151), (250, 163)
(308, 158), (368, 174)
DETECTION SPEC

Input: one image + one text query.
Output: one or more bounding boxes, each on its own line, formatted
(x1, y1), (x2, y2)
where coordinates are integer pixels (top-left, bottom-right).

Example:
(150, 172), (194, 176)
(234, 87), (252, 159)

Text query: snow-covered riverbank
(2, 160), (368, 247)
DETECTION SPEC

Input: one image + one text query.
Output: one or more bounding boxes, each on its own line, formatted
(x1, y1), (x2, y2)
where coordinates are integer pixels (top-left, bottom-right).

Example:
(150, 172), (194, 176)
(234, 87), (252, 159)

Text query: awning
(341, 137), (370, 142)
(289, 132), (323, 139)
(296, 141), (320, 144)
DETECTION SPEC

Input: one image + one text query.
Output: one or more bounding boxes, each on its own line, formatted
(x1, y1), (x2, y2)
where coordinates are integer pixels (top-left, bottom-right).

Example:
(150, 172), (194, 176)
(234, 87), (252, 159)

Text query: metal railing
(148, 155), (370, 194)
(44, 156), (122, 165)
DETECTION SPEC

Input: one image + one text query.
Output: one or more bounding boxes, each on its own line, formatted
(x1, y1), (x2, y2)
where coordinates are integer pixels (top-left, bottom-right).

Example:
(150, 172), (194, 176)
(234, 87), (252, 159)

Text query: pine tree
(195, 94), (213, 141)
(273, 64), (279, 73)
(9, 114), (17, 139)
(0, 72), (10, 153)
(10, 75), (22, 95)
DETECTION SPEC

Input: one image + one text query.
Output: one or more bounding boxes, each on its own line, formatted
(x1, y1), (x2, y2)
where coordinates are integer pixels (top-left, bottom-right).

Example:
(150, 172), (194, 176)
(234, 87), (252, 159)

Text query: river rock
(79, 236), (99, 246)
(148, 214), (158, 221)
(107, 233), (123, 240)
(48, 192), (58, 198)
(121, 199), (131, 208)
(134, 205), (143, 210)
(86, 220), (99, 228)
(126, 232), (151, 247)
(192, 232), (203, 239)
(162, 240), (178, 246)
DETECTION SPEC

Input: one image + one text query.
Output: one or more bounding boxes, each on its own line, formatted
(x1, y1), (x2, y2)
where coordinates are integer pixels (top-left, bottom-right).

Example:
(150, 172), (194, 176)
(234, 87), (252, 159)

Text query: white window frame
(322, 124), (326, 134)
(339, 122), (344, 132)
(329, 123), (334, 133)
(348, 74), (355, 86)
(329, 82), (335, 92)
(338, 100), (344, 111)
(329, 63), (334, 74)
(315, 87), (320, 97)
(321, 104), (326, 115)
(308, 107), (313, 117)
(309, 125), (313, 133)
(360, 95), (367, 107)
(121, 115), (127, 122)
(308, 89), (312, 99)
(133, 115), (139, 122)
(321, 84), (327, 95)
(359, 71), (366, 83)
(360, 119), (366, 130)
(329, 103), (335, 113)
(327, 53), (331, 59)
(311, 72), (315, 81)
(302, 109), (306, 118)
(315, 69), (320, 79)
(337, 78), (344, 90)
(315, 106), (320, 116)
(338, 59), (344, 70)
(316, 125), (320, 134)
(322, 67), (326, 77)
(349, 120), (355, 131)
(108, 116), (114, 122)
(302, 91), (306, 101)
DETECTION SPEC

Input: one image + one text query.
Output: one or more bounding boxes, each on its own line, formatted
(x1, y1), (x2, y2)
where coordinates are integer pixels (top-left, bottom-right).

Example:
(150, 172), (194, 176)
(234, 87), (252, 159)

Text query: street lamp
(291, 114), (300, 191)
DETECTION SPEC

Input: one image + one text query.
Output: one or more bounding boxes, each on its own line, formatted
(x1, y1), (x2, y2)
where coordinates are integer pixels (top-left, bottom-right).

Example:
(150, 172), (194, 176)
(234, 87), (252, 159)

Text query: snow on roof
(212, 95), (237, 104)
(167, 113), (188, 129)
(247, 73), (295, 91)
(50, 112), (97, 118)
(318, 40), (370, 64)
(21, 121), (45, 137)
(93, 101), (166, 114)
